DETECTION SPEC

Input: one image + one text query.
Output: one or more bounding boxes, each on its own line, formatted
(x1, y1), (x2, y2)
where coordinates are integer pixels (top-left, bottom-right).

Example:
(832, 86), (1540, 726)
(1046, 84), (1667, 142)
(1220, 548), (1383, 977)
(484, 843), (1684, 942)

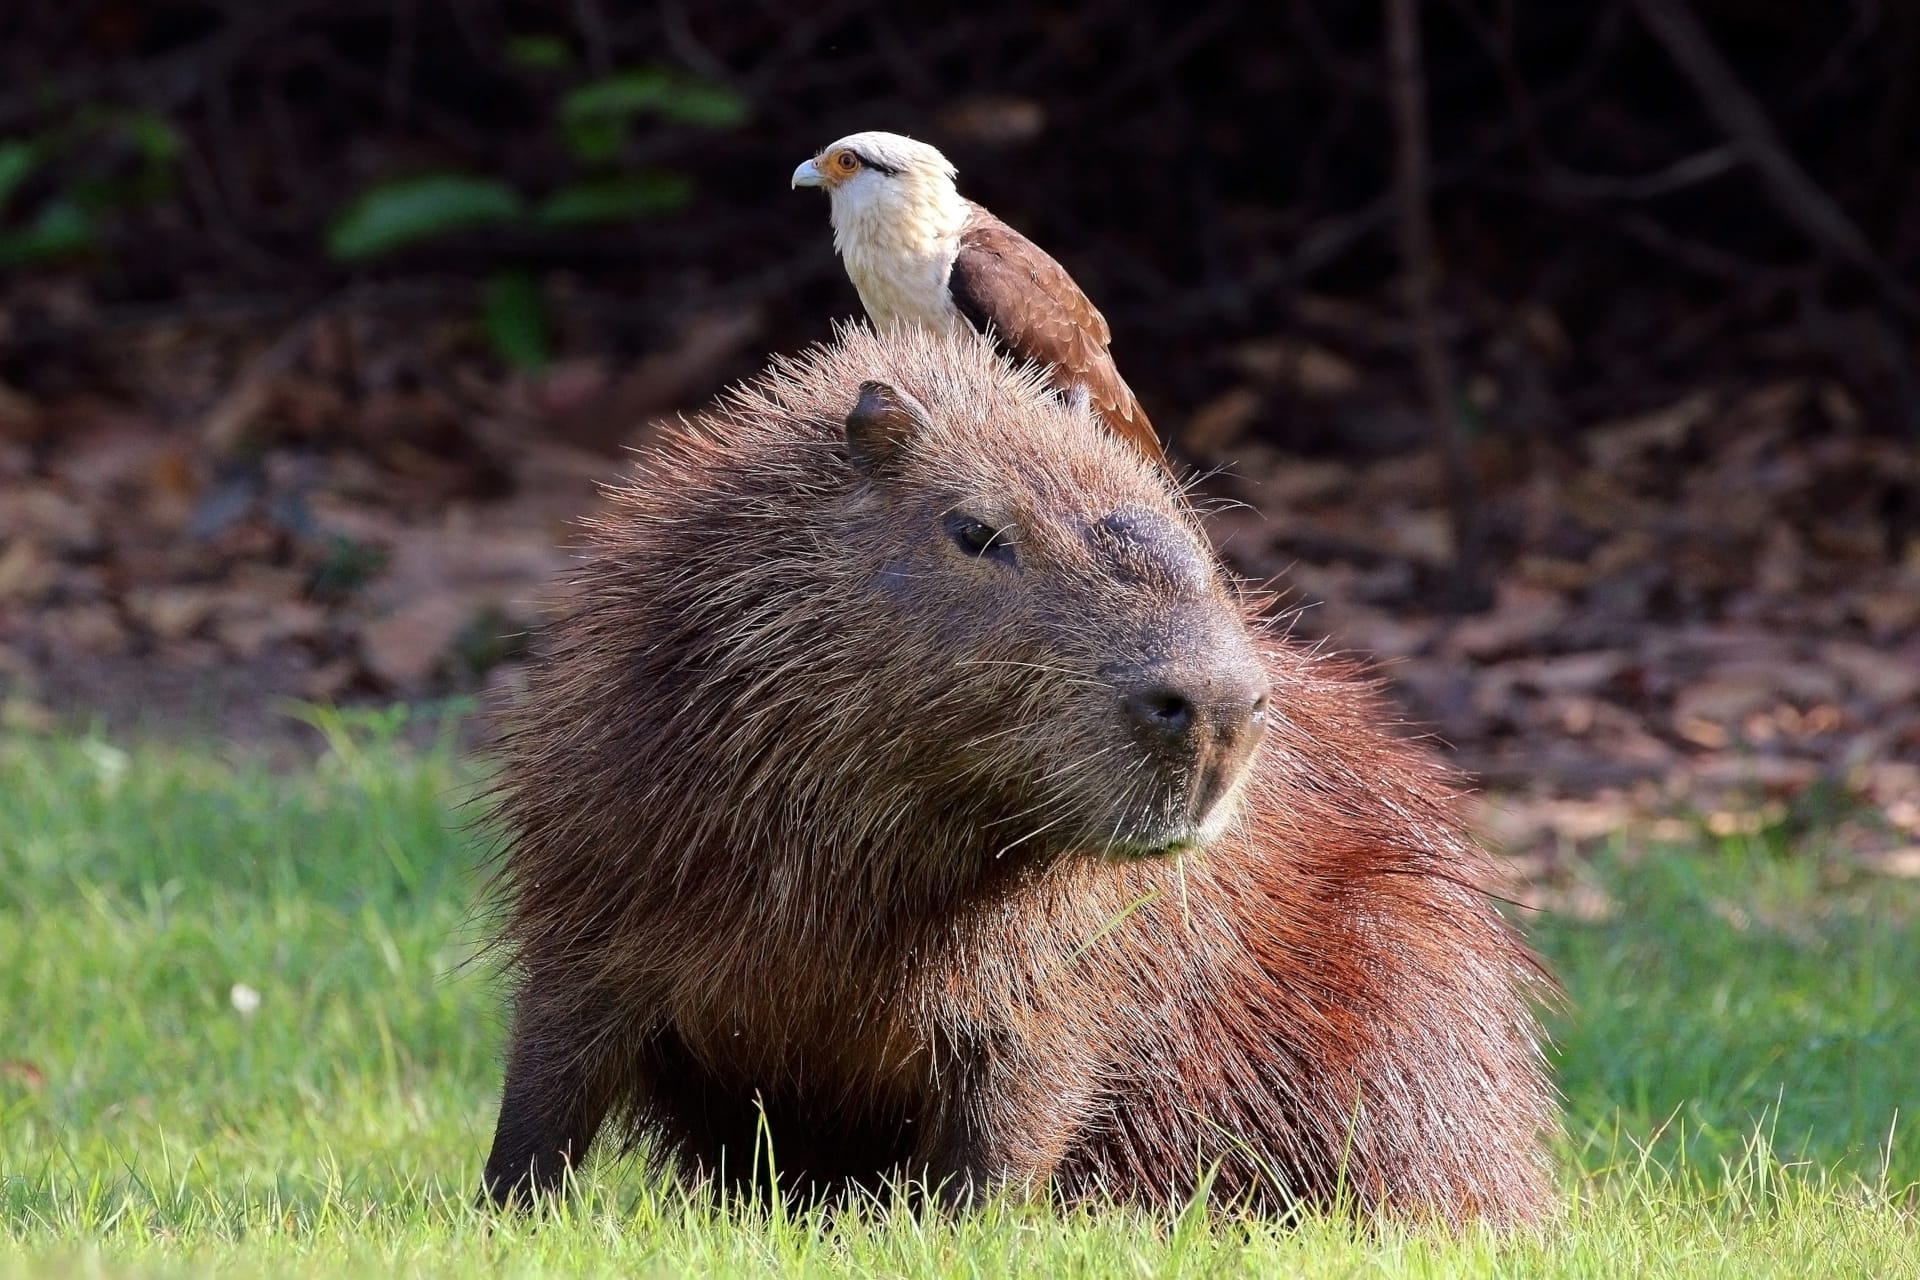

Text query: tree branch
(1386, 0), (1489, 611)
(1630, 0), (1920, 317)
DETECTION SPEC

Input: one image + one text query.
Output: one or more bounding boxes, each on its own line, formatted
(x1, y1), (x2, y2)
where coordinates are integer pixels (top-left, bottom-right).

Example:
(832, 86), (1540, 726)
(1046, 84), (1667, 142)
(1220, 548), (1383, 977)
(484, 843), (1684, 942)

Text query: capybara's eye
(948, 514), (1015, 562)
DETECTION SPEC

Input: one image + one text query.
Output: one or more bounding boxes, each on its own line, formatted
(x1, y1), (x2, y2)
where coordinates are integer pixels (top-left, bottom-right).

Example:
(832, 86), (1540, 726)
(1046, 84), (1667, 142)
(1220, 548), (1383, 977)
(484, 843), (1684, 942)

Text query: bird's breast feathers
(831, 192), (969, 332)
(840, 241), (966, 333)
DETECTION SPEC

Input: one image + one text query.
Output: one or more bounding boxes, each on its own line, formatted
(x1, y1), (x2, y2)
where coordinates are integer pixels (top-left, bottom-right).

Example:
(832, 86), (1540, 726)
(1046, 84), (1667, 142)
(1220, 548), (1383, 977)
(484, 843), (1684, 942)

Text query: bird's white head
(791, 131), (968, 255)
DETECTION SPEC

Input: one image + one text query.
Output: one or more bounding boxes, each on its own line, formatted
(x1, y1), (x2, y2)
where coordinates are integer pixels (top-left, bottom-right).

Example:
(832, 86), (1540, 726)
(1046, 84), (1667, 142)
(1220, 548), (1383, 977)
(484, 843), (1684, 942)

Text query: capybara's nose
(1123, 686), (1196, 743)
(1122, 656), (1269, 756)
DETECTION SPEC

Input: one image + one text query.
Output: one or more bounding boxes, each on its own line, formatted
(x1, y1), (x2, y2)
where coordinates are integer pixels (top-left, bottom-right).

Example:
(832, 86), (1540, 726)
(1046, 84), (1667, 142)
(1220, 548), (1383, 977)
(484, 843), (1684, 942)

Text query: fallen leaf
(0, 487), (100, 554)
(1585, 393), (1713, 470)
(1854, 587), (1920, 637)
(216, 599), (328, 659)
(530, 358), (610, 418)
(1675, 661), (1842, 725)
(1687, 755), (1822, 794)
(1372, 509), (1454, 567)
(0, 538), (55, 602)
(1857, 847), (1920, 878)
(1504, 651), (1630, 695)
(1445, 583), (1568, 660)
(0, 1059), (47, 1090)
(1, 697), (56, 733)
(1704, 802), (1788, 837)
(1183, 388), (1263, 455)
(125, 587), (219, 642)
(360, 594), (479, 687)
(1250, 457), (1356, 507)
(1515, 554), (1594, 592)
(41, 605), (128, 655)
(1676, 717), (1729, 750)
(302, 660), (358, 702)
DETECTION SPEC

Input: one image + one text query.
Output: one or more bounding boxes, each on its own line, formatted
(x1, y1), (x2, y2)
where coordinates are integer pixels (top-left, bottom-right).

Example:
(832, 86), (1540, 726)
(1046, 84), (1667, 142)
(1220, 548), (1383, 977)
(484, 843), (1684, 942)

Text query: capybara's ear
(846, 380), (931, 474)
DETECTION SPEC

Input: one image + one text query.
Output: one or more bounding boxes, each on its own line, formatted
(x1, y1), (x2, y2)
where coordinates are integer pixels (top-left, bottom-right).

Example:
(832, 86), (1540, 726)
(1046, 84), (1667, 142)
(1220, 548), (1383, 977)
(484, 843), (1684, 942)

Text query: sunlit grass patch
(2, 716), (1915, 1277)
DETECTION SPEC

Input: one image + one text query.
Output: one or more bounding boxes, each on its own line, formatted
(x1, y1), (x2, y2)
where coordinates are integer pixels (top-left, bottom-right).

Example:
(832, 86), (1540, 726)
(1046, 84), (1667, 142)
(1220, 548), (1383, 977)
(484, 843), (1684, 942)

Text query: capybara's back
(481, 323), (1556, 1224)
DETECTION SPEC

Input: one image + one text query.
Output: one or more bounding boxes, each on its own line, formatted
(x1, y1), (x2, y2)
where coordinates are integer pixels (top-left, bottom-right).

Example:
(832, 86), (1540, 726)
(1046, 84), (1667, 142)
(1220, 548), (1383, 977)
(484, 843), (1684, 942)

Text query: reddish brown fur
(480, 324), (1557, 1224)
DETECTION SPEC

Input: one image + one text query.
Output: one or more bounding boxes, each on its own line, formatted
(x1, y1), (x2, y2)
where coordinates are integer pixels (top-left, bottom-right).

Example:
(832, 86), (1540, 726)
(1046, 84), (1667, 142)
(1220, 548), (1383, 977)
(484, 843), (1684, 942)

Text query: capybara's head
(571, 325), (1268, 878)
(830, 373), (1268, 859)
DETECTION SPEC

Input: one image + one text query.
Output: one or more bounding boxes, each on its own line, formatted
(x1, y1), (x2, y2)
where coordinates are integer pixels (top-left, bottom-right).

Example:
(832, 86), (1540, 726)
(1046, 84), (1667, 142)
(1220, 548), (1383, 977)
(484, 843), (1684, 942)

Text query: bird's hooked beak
(791, 157), (825, 190)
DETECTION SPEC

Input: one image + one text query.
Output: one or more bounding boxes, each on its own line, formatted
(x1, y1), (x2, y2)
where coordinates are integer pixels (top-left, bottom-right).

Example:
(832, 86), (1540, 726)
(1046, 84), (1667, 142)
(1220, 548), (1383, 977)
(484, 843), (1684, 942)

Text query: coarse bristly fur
(480, 323), (1558, 1226)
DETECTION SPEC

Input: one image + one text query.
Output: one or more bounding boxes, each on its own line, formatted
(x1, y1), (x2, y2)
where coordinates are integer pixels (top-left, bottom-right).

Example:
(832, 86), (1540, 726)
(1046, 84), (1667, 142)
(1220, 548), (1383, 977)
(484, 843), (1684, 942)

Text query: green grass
(2, 712), (1916, 1276)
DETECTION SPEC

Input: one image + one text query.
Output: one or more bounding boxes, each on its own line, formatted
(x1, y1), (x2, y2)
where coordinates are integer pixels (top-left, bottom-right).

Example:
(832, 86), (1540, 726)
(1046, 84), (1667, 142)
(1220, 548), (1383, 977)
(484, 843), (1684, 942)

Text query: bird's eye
(835, 151), (860, 172)
(948, 515), (1016, 562)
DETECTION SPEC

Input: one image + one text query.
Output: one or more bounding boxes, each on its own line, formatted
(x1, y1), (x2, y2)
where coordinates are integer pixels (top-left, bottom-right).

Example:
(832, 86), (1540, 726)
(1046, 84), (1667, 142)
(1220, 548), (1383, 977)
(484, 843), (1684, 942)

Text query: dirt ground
(3, 291), (1916, 883)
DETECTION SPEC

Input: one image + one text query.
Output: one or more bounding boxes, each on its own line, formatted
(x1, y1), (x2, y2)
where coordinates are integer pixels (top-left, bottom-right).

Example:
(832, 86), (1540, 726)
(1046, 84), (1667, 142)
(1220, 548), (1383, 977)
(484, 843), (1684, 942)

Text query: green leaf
(505, 34), (573, 70)
(652, 81), (749, 129)
(558, 68), (747, 162)
(0, 201), (93, 265)
(561, 118), (624, 166)
(536, 173), (691, 225)
(327, 175), (524, 261)
(560, 69), (677, 123)
(0, 140), (39, 212)
(116, 112), (181, 166)
(482, 270), (549, 372)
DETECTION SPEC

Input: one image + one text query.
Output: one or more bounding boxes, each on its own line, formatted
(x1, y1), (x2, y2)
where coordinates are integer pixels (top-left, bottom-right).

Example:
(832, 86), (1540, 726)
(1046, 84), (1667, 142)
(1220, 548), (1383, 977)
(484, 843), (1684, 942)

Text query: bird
(791, 130), (1170, 471)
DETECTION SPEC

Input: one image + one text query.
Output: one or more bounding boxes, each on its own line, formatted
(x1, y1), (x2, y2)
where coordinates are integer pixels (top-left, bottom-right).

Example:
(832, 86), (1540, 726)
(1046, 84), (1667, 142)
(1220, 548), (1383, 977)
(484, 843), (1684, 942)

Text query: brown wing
(948, 202), (1170, 471)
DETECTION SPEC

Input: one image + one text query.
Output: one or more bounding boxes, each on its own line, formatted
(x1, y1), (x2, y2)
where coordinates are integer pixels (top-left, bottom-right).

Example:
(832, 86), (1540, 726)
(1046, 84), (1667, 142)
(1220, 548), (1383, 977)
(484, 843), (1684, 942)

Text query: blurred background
(0, 0), (1915, 869)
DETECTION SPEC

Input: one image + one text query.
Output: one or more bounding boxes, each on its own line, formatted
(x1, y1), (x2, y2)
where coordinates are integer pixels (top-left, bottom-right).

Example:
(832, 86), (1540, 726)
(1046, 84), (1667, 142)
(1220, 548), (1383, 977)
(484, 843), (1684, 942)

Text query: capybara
(479, 324), (1556, 1225)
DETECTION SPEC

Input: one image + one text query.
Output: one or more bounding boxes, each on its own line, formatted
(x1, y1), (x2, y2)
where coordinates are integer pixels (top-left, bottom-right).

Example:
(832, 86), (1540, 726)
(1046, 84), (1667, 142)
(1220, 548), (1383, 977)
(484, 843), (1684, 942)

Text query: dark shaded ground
(2, 2), (1917, 866)
(3, 304), (1914, 869)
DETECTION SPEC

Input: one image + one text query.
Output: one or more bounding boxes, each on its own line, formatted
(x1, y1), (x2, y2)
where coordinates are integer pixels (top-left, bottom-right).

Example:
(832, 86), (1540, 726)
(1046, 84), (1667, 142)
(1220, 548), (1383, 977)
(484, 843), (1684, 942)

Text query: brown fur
(479, 323), (1557, 1225)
